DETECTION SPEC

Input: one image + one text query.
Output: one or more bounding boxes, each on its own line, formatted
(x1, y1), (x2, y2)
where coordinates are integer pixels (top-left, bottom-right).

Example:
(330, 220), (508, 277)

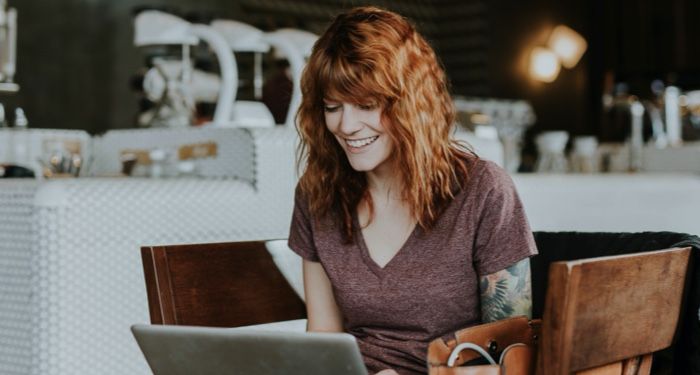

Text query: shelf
(0, 82), (19, 93)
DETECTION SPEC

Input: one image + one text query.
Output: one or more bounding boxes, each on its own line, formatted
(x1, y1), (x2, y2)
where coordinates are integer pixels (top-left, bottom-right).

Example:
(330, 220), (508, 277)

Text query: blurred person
(262, 59), (293, 125)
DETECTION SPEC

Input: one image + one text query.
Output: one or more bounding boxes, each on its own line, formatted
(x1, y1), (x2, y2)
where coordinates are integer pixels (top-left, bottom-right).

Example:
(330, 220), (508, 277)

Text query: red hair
(296, 6), (474, 242)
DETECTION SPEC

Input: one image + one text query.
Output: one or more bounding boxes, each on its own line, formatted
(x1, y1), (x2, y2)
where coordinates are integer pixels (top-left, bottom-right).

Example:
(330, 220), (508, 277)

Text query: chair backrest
(141, 240), (306, 327)
(538, 246), (691, 375)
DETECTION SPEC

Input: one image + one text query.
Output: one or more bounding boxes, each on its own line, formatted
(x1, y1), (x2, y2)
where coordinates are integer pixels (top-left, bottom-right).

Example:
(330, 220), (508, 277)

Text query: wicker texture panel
(0, 126), (299, 375)
(0, 182), (37, 375)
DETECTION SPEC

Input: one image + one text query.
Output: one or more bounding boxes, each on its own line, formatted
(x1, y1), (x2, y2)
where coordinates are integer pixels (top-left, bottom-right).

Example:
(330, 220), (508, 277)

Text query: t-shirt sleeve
(472, 162), (538, 276)
(287, 184), (320, 262)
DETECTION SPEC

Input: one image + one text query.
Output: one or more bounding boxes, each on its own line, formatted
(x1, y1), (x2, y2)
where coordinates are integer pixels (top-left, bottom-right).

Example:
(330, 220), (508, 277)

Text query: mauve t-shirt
(287, 159), (538, 375)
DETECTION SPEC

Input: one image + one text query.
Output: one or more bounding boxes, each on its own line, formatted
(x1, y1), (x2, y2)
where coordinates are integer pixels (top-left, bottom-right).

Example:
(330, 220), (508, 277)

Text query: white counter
(513, 173), (700, 236)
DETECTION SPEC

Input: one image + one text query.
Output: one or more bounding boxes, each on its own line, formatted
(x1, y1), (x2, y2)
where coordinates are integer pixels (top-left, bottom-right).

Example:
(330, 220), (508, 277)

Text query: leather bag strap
(427, 316), (541, 367)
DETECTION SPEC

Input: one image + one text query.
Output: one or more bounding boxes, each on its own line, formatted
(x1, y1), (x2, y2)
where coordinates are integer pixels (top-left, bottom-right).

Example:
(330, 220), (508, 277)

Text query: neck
(366, 164), (402, 203)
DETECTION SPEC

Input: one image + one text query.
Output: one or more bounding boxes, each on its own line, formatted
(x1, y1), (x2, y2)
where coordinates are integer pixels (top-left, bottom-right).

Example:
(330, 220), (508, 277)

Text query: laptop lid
(131, 324), (368, 375)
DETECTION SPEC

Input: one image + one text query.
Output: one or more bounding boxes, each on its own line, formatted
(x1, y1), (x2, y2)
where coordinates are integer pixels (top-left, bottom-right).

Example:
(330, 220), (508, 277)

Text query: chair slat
(539, 247), (691, 374)
(141, 241), (306, 327)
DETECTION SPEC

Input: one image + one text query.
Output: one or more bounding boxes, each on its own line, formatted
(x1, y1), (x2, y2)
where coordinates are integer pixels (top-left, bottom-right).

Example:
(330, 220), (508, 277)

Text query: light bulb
(548, 25), (587, 68)
(529, 47), (561, 83)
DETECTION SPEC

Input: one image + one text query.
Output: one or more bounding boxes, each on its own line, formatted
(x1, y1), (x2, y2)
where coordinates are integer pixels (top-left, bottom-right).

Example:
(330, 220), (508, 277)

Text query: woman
(288, 6), (537, 375)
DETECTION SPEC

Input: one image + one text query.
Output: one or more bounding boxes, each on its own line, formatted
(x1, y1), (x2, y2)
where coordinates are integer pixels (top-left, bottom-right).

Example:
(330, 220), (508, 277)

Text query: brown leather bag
(427, 316), (541, 375)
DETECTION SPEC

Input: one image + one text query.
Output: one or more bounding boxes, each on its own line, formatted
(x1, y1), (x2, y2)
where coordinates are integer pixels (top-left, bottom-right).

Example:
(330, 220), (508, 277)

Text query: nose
(338, 105), (363, 135)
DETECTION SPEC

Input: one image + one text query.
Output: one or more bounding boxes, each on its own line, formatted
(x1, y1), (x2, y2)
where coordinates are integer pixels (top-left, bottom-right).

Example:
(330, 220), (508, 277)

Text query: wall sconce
(530, 47), (561, 83)
(529, 24), (586, 82)
(548, 25), (587, 68)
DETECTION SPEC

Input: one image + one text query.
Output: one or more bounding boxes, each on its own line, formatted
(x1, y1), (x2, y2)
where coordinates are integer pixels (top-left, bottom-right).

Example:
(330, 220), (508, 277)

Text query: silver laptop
(131, 324), (368, 375)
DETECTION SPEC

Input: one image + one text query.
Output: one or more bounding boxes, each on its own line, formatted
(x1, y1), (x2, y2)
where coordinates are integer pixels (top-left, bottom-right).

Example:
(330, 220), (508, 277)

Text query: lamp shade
(547, 25), (587, 68)
(529, 46), (560, 82)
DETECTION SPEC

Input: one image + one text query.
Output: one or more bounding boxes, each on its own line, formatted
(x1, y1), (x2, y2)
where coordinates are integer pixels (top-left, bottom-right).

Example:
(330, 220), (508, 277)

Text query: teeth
(346, 136), (378, 148)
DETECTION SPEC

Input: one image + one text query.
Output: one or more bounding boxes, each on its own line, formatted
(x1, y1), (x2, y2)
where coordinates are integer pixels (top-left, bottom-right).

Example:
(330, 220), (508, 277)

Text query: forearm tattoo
(479, 258), (533, 322)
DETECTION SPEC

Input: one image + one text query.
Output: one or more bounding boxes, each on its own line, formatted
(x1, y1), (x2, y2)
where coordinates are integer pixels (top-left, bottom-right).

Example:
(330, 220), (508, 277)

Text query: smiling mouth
(345, 136), (379, 148)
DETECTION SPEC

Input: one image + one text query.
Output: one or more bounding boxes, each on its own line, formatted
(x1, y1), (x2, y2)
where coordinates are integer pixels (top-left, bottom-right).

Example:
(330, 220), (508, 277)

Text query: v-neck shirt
(353, 208), (418, 274)
(288, 159), (537, 375)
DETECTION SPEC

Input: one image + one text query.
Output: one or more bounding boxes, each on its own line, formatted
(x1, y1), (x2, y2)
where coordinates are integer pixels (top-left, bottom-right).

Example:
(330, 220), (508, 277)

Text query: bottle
(0, 104), (6, 127)
(11, 107), (29, 167)
(628, 101), (644, 172)
(664, 86), (682, 146)
(0, 103), (8, 162)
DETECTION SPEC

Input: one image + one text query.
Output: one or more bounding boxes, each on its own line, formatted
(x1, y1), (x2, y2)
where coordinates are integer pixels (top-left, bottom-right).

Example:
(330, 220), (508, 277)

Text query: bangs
(315, 52), (391, 105)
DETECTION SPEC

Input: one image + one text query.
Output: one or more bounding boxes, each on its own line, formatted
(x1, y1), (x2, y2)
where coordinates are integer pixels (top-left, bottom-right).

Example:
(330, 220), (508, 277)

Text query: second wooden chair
(140, 240), (306, 327)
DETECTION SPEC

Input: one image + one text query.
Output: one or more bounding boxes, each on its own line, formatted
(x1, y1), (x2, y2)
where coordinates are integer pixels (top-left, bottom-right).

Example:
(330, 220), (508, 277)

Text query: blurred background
(1, 1), (696, 127)
(1, 0), (700, 172)
(1, 3), (699, 375)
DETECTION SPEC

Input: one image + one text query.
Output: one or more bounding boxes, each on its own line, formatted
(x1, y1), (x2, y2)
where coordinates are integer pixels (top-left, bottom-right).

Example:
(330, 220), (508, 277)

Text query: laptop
(131, 324), (368, 375)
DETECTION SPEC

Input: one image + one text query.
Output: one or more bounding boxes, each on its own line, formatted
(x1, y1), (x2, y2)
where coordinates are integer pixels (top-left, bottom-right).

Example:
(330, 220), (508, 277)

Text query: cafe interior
(0, 0), (698, 374)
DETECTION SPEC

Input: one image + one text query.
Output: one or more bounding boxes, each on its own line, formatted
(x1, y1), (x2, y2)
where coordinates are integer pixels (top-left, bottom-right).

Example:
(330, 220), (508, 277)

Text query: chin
(347, 160), (378, 172)
(341, 144), (393, 173)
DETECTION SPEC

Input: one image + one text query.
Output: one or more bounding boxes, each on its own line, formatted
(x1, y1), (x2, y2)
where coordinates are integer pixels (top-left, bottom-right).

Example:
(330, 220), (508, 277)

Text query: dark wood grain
(140, 240), (306, 328)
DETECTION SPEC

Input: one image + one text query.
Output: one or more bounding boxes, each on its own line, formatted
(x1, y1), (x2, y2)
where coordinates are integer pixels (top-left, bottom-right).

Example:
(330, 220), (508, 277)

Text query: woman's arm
(303, 259), (344, 332)
(478, 258), (533, 322)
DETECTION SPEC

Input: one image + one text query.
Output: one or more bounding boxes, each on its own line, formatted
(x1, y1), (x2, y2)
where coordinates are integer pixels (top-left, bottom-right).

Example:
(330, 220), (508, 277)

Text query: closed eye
(357, 103), (377, 111)
(323, 104), (341, 113)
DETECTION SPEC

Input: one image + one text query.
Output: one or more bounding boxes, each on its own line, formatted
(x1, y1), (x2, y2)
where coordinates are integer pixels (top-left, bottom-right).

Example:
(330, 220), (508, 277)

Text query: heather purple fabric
(288, 159), (537, 375)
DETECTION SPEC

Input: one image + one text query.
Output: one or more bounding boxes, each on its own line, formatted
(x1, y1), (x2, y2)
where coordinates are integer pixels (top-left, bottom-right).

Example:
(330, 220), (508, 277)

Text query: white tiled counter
(0, 127), (299, 375)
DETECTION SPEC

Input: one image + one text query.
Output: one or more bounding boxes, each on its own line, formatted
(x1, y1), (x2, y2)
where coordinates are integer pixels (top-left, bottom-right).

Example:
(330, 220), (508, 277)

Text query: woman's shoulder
(293, 182), (307, 205)
(459, 155), (512, 191)
(294, 181), (305, 197)
(293, 181), (338, 227)
(293, 182), (316, 219)
(476, 159), (511, 182)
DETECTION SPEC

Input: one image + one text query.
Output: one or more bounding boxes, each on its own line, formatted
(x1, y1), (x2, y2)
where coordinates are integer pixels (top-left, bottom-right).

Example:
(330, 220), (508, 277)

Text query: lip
(343, 136), (379, 153)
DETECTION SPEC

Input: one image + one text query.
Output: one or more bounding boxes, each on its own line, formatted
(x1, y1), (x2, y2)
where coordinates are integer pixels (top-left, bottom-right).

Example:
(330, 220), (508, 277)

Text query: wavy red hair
(296, 6), (474, 242)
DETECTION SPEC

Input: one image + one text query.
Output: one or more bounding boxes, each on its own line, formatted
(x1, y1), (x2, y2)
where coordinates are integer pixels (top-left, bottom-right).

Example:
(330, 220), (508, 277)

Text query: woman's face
(323, 100), (393, 173)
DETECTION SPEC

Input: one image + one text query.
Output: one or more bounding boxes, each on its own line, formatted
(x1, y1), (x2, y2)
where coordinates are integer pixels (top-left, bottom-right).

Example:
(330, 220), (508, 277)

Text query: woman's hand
(375, 370), (399, 375)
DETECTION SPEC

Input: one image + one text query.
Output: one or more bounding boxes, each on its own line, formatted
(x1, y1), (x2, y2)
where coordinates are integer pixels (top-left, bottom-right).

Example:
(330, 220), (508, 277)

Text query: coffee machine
(0, 0), (17, 93)
(134, 10), (237, 127)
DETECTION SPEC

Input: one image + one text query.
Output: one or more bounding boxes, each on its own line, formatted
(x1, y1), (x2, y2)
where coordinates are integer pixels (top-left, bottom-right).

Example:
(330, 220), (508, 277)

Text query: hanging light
(547, 25), (587, 68)
(529, 46), (561, 83)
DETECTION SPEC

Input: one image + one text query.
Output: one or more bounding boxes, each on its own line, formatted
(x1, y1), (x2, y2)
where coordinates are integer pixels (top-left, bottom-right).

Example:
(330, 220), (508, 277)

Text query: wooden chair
(538, 246), (692, 375)
(140, 240), (306, 327)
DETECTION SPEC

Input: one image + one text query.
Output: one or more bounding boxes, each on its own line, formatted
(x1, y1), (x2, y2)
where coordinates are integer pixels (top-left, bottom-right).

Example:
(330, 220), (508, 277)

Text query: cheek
(366, 112), (383, 128)
(381, 137), (394, 155)
(375, 112), (389, 133)
(324, 113), (339, 132)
